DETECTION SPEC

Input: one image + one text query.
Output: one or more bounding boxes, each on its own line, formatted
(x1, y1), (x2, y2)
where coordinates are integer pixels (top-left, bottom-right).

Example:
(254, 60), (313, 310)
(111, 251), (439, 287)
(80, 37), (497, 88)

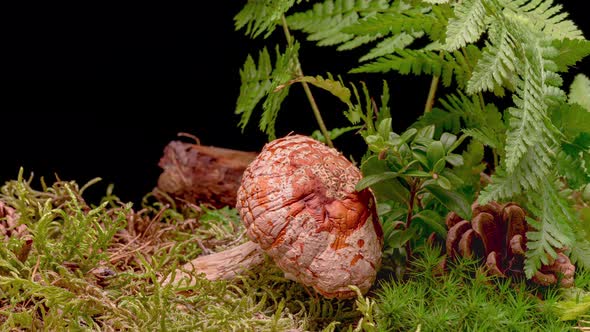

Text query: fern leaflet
(234, 0), (297, 38)
(445, 0), (488, 51)
(260, 43), (301, 140)
(524, 177), (576, 279)
(359, 32), (422, 62)
(286, 0), (389, 46)
(501, 0), (584, 41)
(466, 22), (517, 95)
(235, 48), (274, 132)
(568, 74), (590, 110)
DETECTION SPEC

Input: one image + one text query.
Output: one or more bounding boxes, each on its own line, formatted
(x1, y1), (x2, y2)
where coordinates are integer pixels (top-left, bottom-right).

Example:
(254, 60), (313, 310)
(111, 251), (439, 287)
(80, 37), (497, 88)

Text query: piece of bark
(155, 140), (258, 208)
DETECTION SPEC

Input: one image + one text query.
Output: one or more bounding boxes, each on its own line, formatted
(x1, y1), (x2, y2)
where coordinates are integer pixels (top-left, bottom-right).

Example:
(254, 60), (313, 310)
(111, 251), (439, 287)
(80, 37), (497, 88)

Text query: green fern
(570, 208), (590, 270)
(289, 74), (352, 106)
(552, 39), (590, 73)
(524, 178), (576, 278)
(260, 43), (301, 140)
(413, 92), (505, 147)
(285, 0), (389, 47)
(359, 31), (422, 62)
(235, 43), (300, 139)
(234, 0), (590, 279)
(350, 48), (467, 88)
(444, 0), (488, 51)
(569, 73), (590, 110)
(466, 22), (517, 95)
(341, 7), (447, 42)
(501, 0), (584, 41)
(235, 47), (274, 132)
(234, 0), (298, 38)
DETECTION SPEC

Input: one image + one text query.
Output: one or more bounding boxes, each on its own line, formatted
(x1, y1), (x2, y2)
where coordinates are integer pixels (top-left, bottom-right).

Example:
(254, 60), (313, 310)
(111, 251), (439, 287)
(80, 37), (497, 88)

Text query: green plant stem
(424, 75), (440, 114)
(280, 15), (334, 148)
(424, 52), (444, 114)
(404, 179), (419, 260)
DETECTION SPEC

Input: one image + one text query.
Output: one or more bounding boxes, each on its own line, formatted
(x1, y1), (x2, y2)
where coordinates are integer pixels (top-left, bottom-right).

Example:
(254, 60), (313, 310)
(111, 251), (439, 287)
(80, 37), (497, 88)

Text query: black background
(1, 2), (589, 205)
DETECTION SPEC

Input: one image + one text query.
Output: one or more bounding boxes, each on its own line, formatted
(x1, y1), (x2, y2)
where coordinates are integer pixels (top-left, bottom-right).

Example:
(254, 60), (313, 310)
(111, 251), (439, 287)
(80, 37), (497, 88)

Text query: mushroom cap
(236, 134), (383, 298)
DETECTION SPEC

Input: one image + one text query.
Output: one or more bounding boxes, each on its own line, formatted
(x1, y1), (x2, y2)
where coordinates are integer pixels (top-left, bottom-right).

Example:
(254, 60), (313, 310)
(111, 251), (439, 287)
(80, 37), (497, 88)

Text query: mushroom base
(161, 241), (265, 286)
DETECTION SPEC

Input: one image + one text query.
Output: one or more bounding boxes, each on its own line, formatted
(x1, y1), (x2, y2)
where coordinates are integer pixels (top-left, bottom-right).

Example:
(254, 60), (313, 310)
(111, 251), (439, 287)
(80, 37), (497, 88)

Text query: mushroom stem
(162, 241), (266, 286)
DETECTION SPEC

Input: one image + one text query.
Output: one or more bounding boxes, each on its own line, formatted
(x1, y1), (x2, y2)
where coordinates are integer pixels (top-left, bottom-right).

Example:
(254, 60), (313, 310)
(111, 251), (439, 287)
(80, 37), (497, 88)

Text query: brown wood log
(155, 138), (258, 208)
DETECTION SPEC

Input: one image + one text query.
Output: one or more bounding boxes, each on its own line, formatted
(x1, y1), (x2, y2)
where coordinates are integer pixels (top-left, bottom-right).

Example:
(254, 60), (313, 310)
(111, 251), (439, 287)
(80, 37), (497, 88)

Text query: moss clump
(374, 245), (586, 332)
(1, 169), (589, 331)
(0, 170), (365, 331)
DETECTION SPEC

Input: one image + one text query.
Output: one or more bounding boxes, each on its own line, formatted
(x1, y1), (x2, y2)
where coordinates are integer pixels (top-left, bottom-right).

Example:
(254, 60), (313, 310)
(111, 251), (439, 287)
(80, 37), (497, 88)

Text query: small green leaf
(412, 150), (429, 169)
(360, 156), (409, 204)
(432, 158), (446, 174)
(294, 75), (352, 107)
(384, 228), (417, 249)
(412, 210), (446, 237)
(569, 74), (590, 111)
(440, 132), (457, 150)
(427, 141), (445, 168)
(436, 175), (452, 190)
(447, 133), (469, 153)
(311, 126), (362, 143)
(417, 125), (435, 140)
(356, 172), (401, 191)
(445, 154), (464, 167)
(395, 128), (418, 146)
(365, 134), (385, 152)
(403, 170), (432, 178)
(378, 118), (393, 140)
(424, 184), (472, 220)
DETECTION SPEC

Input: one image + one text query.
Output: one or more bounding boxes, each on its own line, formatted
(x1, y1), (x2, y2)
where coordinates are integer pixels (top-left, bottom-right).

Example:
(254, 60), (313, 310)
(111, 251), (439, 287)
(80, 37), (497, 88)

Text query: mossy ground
(1, 171), (589, 331)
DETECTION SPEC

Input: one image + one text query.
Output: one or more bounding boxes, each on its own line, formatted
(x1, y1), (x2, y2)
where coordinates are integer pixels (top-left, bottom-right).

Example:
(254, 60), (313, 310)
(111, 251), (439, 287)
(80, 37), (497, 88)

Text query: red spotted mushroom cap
(236, 134), (383, 298)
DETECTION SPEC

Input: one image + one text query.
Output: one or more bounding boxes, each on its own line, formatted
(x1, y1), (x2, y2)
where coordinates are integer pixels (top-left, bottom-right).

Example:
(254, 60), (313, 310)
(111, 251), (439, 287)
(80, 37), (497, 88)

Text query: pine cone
(444, 201), (575, 287)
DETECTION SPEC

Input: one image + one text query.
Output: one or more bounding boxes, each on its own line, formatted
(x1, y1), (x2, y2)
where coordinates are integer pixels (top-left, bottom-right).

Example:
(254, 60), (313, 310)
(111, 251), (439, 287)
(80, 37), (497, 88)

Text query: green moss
(374, 246), (579, 332)
(0, 171), (364, 331)
(0, 170), (588, 331)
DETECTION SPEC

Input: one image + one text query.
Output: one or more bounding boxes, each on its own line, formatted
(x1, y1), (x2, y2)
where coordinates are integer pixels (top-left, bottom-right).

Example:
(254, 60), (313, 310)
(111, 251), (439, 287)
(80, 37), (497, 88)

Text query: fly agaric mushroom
(164, 134), (383, 299)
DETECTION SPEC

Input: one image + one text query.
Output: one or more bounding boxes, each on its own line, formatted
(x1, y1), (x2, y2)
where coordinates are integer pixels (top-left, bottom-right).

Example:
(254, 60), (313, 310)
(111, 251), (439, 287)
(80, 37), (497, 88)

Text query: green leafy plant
(234, 0), (590, 281)
(356, 123), (473, 269)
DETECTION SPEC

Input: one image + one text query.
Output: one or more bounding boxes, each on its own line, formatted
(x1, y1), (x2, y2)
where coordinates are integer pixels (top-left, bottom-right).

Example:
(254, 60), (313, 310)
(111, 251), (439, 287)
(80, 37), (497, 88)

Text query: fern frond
(359, 32), (422, 62)
(234, 0), (297, 38)
(413, 93), (478, 134)
(235, 48), (274, 132)
(445, 0), (488, 51)
(556, 150), (590, 190)
(502, 0), (584, 40)
(343, 5), (448, 42)
(551, 39), (590, 73)
(466, 22), (517, 95)
(351, 49), (457, 86)
(288, 74), (352, 106)
(413, 92), (505, 143)
(337, 34), (383, 51)
(523, 178), (576, 279)
(570, 211), (590, 270)
(259, 43), (301, 140)
(462, 128), (503, 149)
(478, 146), (551, 203)
(350, 49), (442, 74)
(501, 20), (563, 176)
(552, 103), (590, 140)
(286, 0), (389, 46)
(569, 74), (590, 111)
